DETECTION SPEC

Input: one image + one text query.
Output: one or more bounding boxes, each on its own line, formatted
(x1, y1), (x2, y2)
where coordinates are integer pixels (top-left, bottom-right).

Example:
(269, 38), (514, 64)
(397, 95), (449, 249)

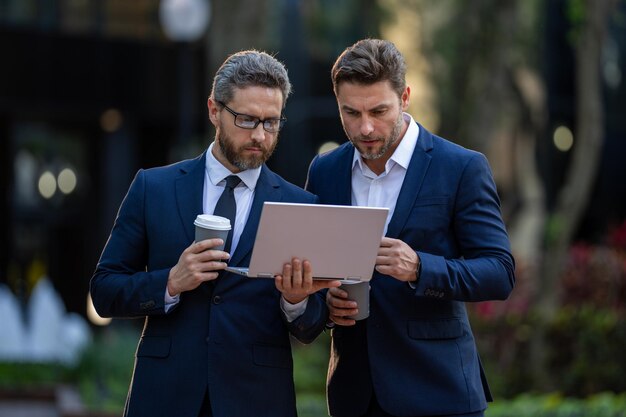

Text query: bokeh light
(553, 125), (574, 152)
(318, 141), (339, 154)
(38, 171), (57, 199)
(58, 168), (77, 194)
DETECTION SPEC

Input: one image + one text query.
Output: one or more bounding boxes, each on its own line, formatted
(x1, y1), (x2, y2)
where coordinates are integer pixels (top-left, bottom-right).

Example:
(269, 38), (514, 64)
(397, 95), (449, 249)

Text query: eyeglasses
(217, 101), (286, 133)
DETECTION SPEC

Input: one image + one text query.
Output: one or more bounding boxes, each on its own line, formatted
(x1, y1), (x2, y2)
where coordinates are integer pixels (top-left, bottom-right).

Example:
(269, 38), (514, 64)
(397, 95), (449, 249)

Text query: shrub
(470, 221), (626, 399)
(486, 392), (626, 417)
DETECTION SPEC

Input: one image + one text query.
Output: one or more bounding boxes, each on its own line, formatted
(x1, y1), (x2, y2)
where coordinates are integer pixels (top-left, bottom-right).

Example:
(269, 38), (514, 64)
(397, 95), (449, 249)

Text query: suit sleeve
(413, 153), (515, 302)
(284, 294), (329, 344)
(90, 170), (170, 318)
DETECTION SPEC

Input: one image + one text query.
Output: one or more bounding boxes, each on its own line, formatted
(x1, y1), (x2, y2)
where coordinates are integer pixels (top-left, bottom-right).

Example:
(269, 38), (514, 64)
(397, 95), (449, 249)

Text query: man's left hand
(375, 237), (420, 282)
(275, 258), (341, 304)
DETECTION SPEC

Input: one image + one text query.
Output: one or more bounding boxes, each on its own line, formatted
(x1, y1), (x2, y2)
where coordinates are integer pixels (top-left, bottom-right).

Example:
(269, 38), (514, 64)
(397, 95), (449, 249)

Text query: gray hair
(210, 50), (292, 109)
(332, 39), (407, 98)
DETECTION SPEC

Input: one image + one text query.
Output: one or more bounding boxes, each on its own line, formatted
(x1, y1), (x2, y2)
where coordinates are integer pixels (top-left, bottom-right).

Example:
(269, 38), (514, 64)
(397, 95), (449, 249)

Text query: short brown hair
(331, 39), (407, 98)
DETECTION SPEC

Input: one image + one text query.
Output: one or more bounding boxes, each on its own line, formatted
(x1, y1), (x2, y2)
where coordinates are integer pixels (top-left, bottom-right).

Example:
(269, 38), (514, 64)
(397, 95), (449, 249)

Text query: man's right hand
(167, 239), (230, 296)
(327, 287), (359, 326)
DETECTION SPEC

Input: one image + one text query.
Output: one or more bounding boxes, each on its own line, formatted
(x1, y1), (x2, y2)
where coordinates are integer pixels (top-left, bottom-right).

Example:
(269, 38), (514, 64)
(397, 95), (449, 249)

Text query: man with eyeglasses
(91, 50), (339, 417)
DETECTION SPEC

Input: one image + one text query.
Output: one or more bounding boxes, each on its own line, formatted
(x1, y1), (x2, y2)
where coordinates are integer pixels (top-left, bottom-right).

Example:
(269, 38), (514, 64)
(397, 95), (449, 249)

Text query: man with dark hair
(306, 39), (516, 417)
(91, 50), (338, 417)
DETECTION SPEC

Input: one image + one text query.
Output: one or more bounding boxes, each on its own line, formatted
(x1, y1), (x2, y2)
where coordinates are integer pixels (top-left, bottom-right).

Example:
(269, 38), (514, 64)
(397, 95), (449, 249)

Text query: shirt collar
(206, 142), (262, 190)
(351, 113), (420, 175)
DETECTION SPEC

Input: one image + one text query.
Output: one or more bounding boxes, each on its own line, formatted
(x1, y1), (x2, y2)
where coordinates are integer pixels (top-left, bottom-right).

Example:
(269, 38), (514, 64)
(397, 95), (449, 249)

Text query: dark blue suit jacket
(306, 125), (515, 417)
(91, 152), (327, 417)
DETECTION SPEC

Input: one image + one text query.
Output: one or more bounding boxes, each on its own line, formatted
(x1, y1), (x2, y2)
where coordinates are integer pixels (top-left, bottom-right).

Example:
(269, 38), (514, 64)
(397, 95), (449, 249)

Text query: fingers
(194, 238), (230, 256)
(169, 239), (232, 295)
(189, 239), (230, 263)
(326, 287), (358, 326)
(311, 279), (342, 292)
(329, 314), (357, 327)
(279, 258), (308, 291)
(276, 259), (339, 305)
(375, 238), (419, 282)
(380, 236), (395, 247)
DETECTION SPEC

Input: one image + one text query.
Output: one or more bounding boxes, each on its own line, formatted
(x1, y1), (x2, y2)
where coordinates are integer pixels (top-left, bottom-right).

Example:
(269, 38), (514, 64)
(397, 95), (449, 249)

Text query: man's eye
(240, 115), (258, 123)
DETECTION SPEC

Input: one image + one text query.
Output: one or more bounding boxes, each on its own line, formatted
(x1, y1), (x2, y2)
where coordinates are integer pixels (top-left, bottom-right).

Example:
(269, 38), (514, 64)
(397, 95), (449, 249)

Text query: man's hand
(275, 258), (341, 304)
(327, 287), (359, 326)
(374, 237), (420, 282)
(167, 239), (230, 296)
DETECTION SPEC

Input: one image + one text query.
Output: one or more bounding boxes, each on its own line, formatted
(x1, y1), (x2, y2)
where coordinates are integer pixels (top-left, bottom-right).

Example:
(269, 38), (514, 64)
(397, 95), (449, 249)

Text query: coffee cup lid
(194, 214), (231, 230)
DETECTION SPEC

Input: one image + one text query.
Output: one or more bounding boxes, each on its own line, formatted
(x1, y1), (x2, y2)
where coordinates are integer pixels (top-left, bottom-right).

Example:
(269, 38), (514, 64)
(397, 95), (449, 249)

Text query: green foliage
(486, 392), (626, 417)
(547, 307), (626, 396)
(0, 323), (138, 413)
(69, 324), (138, 413)
(471, 222), (626, 398)
(0, 361), (70, 389)
(473, 305), (626, 399)
(292, 332), (331, 416)
(565, 0), (586, 45)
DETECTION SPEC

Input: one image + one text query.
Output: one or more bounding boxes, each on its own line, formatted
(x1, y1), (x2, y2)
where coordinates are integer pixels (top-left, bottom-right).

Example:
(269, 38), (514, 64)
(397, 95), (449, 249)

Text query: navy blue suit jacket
(306, 125), (515, 417)
(91, 152), (327, 417)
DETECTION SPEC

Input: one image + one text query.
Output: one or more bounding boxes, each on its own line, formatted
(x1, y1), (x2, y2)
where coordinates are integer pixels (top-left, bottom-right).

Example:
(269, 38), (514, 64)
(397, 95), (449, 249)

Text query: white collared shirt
(203, 142), (261, 254)
(351, 113), (419, 234)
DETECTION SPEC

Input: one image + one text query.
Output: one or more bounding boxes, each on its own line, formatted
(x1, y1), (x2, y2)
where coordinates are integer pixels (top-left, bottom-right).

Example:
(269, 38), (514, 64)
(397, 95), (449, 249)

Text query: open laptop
(225, 202), (388, 281)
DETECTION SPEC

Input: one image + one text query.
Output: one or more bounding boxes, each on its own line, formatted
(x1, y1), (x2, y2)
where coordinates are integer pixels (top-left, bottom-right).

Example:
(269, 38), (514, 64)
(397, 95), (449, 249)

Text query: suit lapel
(229, 165), (281, 267)
(335, 146), (354, 205)
(386, 125), (433, 238)
(175, 153), (206, 242)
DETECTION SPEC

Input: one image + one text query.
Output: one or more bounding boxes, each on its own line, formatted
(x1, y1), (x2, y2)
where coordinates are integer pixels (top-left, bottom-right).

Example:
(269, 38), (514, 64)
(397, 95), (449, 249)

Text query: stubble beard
(349, 112), (404, 160)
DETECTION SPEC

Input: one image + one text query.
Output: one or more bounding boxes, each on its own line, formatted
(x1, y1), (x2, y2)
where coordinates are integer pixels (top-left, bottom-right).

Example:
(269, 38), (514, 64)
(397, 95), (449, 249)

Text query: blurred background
(1, 0), (625, 416)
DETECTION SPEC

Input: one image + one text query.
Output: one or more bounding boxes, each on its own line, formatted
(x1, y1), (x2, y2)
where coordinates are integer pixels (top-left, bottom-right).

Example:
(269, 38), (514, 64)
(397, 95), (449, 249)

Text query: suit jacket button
(212, 295), (222, 305)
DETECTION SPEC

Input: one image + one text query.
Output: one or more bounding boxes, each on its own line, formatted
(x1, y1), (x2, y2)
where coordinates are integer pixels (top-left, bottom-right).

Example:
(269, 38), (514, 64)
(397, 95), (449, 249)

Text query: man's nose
(360, 116), (374, 136)
(250, 123), (266, 141)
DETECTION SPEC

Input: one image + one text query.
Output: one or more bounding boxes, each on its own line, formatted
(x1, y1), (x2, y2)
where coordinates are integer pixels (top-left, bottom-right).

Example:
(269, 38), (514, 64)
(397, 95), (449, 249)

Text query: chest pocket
(401, 196), (451, 241)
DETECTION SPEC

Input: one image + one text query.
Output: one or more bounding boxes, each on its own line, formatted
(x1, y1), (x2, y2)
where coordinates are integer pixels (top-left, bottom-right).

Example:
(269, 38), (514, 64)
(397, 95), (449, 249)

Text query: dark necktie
(213, 175), (241, 254)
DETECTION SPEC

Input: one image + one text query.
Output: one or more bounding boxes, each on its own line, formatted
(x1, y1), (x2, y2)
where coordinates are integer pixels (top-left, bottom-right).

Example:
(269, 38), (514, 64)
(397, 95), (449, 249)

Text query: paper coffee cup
(340, 280), (370, 320)
(194, 214), (231, 251)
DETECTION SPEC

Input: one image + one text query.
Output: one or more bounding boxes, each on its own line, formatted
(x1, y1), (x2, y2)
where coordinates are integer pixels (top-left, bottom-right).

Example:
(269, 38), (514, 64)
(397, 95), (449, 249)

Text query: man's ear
(401, 86), (411, 111)
(208, 97), (219, 126)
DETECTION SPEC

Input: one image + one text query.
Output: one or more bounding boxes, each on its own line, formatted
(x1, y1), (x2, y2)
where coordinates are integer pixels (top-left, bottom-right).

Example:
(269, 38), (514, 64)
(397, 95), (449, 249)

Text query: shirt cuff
(280, 296), (309, 323)
(164, 288), (180, 313)
(407, 254), (422, 290)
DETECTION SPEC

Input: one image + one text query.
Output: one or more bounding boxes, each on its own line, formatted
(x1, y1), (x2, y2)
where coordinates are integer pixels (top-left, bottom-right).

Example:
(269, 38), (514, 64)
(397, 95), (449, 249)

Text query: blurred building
(1, 0), (206, 317)
(0, 0), (378, 319)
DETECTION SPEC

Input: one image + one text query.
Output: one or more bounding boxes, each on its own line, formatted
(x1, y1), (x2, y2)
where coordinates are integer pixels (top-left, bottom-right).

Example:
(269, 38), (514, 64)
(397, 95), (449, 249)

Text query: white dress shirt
(165, 142), (262, 310)
(351, 113), (419, 231)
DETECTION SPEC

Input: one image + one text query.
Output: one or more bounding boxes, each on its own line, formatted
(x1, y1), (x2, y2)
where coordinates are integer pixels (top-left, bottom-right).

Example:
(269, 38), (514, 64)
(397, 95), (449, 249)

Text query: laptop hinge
(257, 273), (275, 278)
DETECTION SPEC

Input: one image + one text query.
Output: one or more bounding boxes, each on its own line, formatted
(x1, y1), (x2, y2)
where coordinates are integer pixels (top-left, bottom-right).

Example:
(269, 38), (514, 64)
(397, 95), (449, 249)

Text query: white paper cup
(194, 214), (231, 251)
(340, 280), (370, 320)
